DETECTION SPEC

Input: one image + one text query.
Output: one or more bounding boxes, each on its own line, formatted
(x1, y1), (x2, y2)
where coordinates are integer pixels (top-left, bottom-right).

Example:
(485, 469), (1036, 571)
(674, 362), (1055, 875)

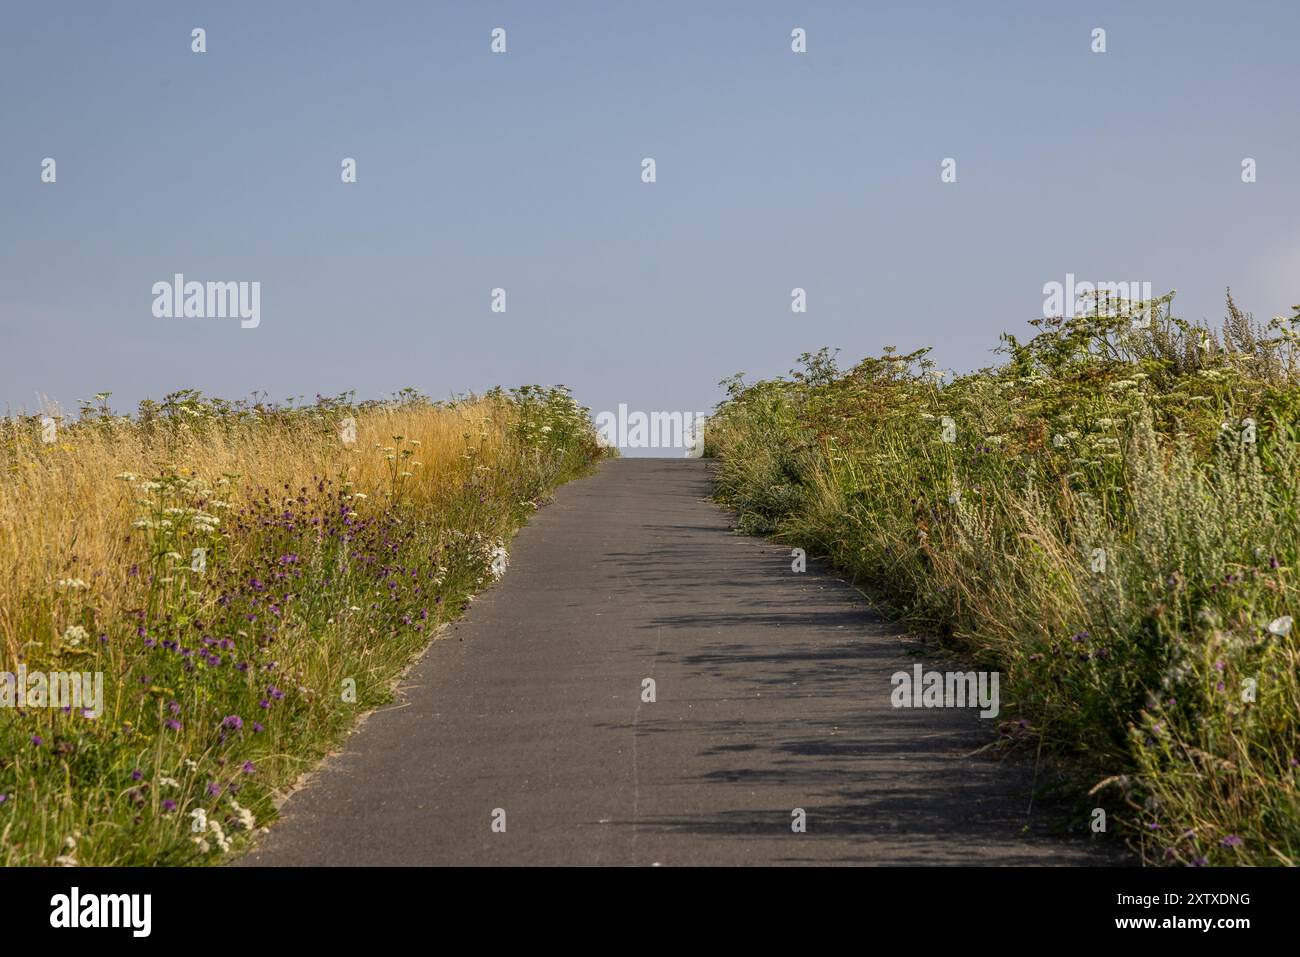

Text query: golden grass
(0, 388), (602, 864)
(0, 401), (503, 667)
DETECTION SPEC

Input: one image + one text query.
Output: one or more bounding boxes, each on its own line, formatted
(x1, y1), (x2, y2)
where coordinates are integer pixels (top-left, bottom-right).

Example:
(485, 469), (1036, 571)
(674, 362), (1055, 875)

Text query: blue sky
(3, 1), (1297, 437)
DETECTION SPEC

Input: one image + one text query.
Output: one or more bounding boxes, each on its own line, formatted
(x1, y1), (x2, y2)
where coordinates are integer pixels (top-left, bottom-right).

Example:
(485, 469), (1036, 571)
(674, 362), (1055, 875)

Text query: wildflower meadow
(0, 386), (605, 865)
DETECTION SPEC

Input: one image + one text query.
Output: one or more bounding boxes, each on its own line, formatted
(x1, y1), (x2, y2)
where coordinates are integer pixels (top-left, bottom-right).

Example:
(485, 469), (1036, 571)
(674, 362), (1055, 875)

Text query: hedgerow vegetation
(707, 292), (1300, 865)
(0, 386), (605, 865)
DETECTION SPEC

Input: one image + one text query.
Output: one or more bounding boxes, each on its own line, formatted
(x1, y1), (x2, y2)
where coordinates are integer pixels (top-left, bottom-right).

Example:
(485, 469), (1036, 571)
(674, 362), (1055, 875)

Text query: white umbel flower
(489, 544), (509, 580)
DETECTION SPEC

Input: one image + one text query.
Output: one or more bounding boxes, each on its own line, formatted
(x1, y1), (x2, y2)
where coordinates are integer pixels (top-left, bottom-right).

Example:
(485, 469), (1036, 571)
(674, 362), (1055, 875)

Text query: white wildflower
(55, 832), (81, 865)
(489, 544), (509, 581)
(208, 818), (231, 853)
(61, 624), (89, 647)
(229, 799), (256, 831)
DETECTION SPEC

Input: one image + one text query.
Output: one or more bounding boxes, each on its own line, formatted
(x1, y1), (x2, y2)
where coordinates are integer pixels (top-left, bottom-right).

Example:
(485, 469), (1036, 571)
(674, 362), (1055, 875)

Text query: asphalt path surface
(241, 458), (1118, 866)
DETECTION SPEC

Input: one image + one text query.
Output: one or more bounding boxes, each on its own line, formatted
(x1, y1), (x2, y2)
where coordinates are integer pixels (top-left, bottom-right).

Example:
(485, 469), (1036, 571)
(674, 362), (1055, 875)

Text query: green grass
(707, 292), (1300, 865)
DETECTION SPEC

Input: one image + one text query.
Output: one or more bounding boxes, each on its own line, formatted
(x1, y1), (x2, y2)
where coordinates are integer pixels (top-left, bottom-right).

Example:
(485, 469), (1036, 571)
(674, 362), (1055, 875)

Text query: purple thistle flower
(252, 722), (265, 733)
(222, 715), (243, 731)
(30, 734), (42, 747)
(131, 769), (143, 781)
(162, 799), (177, 812)
(242, 761), (255, 774)
(1221, 834), (1243, 847)
(206, 781), (221, 796)
(165, 719), (181, 731)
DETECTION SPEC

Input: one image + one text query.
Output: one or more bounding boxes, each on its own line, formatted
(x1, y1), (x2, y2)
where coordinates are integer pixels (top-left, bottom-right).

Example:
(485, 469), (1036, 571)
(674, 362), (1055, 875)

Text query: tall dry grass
(2, 400), (492, 660)
(0, 387), (604, 865)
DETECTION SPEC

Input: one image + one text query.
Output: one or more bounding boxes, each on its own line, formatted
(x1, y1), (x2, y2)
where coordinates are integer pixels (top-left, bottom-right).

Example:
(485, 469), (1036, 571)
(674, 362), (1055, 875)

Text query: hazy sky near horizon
(3, 2), (1298, 440)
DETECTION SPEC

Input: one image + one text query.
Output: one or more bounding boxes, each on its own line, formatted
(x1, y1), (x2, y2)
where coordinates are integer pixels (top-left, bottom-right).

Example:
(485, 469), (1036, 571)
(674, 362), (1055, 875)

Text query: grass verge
(0, 385), (607, 865)
(707, 292), (1300, 865)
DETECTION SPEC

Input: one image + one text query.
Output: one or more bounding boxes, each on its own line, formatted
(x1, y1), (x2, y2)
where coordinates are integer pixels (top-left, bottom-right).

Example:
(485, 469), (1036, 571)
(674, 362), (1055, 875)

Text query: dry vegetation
(0, 386), (605, 865)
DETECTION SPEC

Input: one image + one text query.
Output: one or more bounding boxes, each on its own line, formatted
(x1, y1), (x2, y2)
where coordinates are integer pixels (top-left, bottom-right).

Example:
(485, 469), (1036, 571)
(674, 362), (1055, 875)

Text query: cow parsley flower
(62, 625), (89, 647)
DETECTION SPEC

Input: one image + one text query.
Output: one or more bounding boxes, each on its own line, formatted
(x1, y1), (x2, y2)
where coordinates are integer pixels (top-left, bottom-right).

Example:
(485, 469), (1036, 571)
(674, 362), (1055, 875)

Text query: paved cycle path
(242, 458), (1118, 866)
